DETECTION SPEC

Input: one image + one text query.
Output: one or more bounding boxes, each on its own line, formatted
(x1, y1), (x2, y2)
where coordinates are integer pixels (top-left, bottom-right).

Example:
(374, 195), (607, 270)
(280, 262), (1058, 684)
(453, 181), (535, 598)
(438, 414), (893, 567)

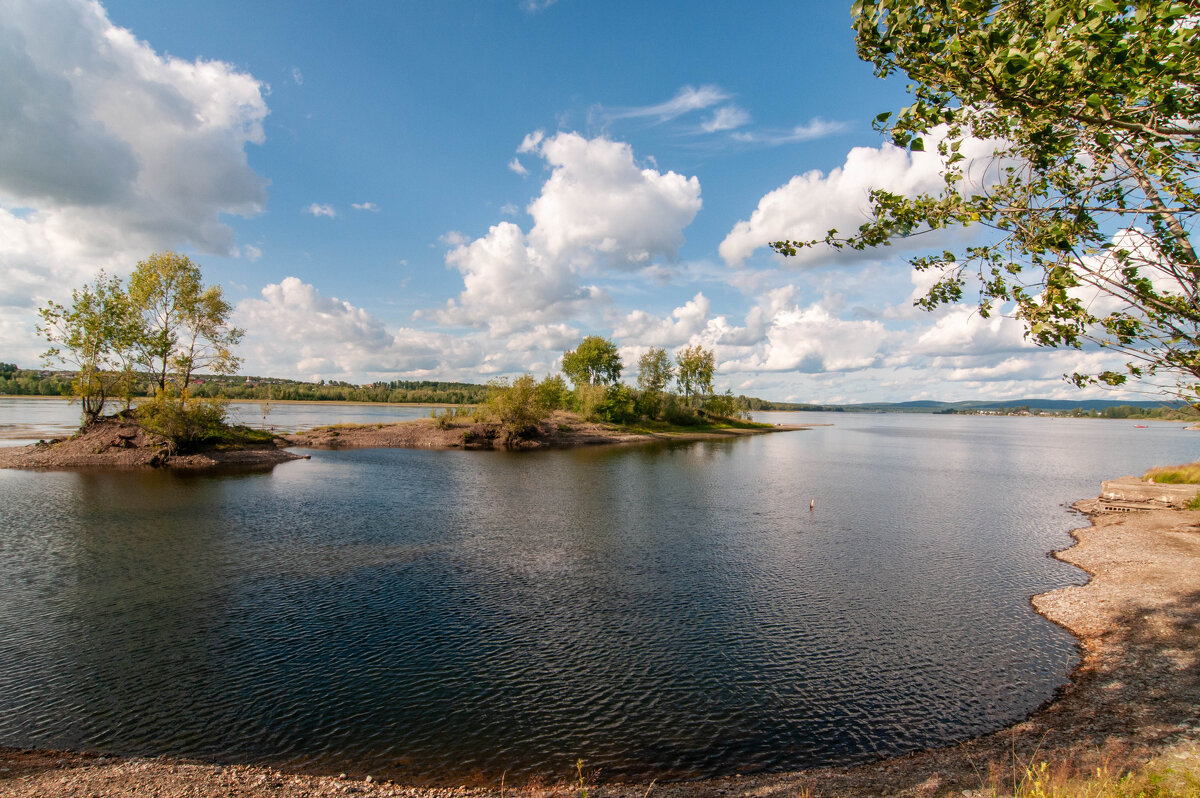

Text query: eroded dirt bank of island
(0, 413), (302, 470)
(3, 493), (1198, 797)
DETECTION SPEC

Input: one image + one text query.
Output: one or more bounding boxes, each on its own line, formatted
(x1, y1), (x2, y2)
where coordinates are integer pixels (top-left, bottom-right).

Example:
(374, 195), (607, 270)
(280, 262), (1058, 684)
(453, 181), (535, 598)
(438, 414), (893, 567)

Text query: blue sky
(0, 0), (1140, 403)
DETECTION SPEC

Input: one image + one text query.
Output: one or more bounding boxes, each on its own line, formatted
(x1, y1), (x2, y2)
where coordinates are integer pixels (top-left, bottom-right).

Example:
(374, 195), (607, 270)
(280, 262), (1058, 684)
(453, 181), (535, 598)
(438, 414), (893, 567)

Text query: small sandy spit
(3, 493), (1198, 797)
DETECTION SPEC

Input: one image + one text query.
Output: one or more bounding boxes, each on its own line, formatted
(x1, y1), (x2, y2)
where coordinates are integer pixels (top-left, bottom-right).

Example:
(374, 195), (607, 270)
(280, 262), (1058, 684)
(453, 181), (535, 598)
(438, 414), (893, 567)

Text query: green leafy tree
(775, 1), (1200, 401)
(635, 346), (675, 419)
(486, 374), (552, 443)
(535, 373), (572, 411)
(676, 345), (715, 406)
(127, 251), (243, 398)
(561, 336), (622, 387)
(37, 273), (140, 423)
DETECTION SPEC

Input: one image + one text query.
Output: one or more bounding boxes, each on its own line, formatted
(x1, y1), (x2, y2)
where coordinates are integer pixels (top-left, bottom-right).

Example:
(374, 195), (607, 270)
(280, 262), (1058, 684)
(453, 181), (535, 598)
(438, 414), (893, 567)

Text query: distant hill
(841, 398), (1182, 412)
(746, 397), (1186, 414)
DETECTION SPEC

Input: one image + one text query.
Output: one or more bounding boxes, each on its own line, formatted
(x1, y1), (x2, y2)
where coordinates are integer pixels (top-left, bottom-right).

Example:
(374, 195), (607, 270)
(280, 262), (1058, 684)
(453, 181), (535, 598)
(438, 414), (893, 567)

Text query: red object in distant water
(1134, 424), (1149, 428)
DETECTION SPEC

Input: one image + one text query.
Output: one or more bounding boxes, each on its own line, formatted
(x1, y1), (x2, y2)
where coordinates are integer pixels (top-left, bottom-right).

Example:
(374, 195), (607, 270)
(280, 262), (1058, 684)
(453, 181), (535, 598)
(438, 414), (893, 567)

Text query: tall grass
(1005, 760), (1199, 797)
(1142, 462), (1200, 484)
(972, 750), (1200, 798)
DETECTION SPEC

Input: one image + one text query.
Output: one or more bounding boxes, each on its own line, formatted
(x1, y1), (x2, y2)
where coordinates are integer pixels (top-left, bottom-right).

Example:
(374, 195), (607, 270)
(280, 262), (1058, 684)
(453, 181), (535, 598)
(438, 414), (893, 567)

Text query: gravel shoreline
(3, 501), (1198, 797)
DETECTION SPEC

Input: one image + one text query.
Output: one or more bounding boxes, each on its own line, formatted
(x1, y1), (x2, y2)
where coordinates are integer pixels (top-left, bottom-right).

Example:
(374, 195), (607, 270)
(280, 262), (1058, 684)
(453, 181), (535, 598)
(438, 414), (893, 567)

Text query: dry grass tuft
(1143, 462), (1200, 484)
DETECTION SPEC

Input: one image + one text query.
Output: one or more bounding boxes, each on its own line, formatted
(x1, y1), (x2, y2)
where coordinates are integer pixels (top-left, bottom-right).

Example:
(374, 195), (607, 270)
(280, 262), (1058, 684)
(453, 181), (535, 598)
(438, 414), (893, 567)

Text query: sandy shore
(3, 499), (1198, 797)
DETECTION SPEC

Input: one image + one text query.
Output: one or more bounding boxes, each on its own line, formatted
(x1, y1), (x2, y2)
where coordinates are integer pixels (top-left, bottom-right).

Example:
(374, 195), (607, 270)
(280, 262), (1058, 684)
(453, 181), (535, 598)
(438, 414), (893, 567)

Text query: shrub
(599, 383), (638, 424)
(487, 374), (551, 443)
(573, 383), (608, 421)
(662, 393), (700, 426)
(535, 374), (572, 411)
(136, 391), (229, 452)
(704, 390), (750, 420)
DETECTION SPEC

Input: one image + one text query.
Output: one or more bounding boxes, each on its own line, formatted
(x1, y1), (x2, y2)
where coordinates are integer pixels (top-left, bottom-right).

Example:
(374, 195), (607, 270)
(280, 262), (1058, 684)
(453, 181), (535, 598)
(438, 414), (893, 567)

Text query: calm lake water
(1, 398), (1197, 783)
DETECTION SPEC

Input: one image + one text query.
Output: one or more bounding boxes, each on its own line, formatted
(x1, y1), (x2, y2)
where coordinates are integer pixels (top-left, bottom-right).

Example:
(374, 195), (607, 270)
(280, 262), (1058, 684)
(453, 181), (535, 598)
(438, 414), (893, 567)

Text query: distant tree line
(188, 376), (491, 405)
(0, 366), (492, 406)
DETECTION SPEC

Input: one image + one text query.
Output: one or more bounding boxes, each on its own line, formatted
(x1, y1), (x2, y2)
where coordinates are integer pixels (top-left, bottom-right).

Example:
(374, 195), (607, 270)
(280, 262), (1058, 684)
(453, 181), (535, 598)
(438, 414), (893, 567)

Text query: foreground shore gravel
(3, 501), (1198, 797)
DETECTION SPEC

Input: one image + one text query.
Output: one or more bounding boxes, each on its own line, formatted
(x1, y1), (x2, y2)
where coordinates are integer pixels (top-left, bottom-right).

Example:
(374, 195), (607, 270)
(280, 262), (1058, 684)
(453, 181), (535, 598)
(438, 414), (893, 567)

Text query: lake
(0, 397), (1196, 784)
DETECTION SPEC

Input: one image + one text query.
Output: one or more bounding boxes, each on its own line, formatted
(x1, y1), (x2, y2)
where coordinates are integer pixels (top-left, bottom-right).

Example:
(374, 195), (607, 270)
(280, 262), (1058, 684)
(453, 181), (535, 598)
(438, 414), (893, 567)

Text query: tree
(635, 346), (675, 419)
(676, 345), (715, 406)
(774, 1), (1200, 401)
(636, 347), (675, 394)
(37, 273), (139, 423)
(561, 336), (622, 387)
(127, 251), (242, 398)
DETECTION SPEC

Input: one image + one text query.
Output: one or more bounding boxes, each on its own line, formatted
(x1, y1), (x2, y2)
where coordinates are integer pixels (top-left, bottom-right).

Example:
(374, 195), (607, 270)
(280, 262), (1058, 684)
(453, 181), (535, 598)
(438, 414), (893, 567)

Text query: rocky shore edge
(0, 413), (303, 470)
(3, 494), (1198, 797)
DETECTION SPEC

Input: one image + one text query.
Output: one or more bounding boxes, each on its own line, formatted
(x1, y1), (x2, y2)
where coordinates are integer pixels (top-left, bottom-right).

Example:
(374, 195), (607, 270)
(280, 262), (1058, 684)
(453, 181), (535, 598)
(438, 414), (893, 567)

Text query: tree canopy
(676, 345), (715, 405)
(128, 251), (242, 396)
(775, 1), (1200, 400)
(636, 347), (675, 395)
(561, 335), (623, 387)
(38, 251), (242, 433)
(37, 272), (139, 422)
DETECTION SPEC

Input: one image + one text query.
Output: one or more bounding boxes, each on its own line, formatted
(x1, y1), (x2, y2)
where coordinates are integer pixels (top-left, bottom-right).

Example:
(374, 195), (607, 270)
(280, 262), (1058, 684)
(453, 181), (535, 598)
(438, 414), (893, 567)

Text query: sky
(0, 0), (1147, 403)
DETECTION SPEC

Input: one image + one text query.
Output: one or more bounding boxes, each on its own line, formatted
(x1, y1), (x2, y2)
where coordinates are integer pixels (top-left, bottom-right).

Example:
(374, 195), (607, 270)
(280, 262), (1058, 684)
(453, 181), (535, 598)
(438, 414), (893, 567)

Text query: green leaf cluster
(676, 344), (716, 406)
(562, 336), (623, 387)
(776, 1), (1200, 401)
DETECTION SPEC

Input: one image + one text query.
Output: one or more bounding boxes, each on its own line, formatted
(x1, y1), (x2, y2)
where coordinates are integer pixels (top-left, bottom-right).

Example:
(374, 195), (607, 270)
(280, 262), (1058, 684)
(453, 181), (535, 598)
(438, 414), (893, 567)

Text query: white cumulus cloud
(0, 0), (268, 362)
(436, 132), (702, 333)
(238, 277), (580, 381)
(720, 131), (996, 266)
(527, 132), (702, 267)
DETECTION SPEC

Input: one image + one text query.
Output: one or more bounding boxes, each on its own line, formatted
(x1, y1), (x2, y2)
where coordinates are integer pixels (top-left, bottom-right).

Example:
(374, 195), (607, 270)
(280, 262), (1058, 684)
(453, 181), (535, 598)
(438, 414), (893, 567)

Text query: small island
(7, 268), (807, 470)
(283, 409), (806, 451)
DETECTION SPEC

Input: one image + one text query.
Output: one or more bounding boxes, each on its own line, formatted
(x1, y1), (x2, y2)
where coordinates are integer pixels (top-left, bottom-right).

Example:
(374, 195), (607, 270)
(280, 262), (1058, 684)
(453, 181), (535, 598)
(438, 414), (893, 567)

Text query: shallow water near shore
(1, 401), (1197, 783)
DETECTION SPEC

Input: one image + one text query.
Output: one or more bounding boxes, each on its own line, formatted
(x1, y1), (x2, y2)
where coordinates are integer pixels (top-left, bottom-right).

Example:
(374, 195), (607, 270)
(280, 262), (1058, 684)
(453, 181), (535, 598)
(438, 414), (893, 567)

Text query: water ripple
(2, 413), (1192, 782)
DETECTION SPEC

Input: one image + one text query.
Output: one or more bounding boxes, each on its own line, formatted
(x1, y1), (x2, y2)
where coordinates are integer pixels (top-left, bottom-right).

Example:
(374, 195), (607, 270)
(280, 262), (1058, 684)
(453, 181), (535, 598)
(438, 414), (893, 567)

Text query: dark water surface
(1, 405), (1197, 783)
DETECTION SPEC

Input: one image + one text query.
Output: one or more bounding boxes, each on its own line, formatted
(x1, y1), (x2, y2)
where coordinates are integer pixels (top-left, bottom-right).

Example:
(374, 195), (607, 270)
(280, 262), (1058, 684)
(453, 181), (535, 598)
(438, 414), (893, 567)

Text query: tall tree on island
(127, 251), (243, 401)
(561, 336), (623, 387)
(773, 1), (1199, 401)
(37, 273), (140, 424)
(637, 346), (675, 417)
(676, 345), (715, 407)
